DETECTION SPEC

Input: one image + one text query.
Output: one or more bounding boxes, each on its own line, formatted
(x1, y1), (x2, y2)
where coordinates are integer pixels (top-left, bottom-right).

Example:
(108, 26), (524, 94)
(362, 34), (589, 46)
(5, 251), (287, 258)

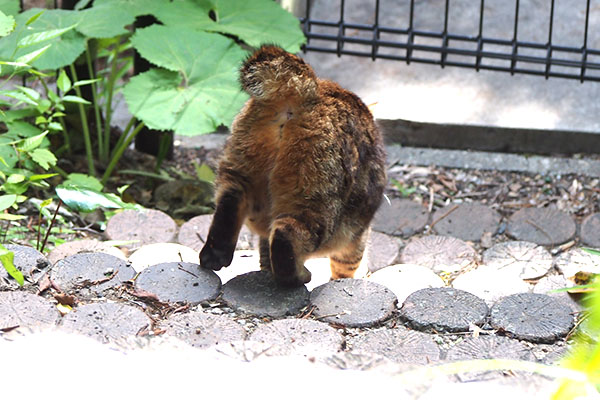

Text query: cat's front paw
(199, 242), (234, 271)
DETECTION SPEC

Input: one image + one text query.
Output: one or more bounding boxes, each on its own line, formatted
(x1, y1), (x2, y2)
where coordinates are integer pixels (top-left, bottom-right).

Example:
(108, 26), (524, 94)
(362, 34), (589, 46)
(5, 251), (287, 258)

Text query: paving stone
(59, 302), (151, 344)
(0, 291), (60, 330)
(310, 279), (397, 328)
(177, 214), (258, 251)
(451, 266), (531, 305)
(400, 287), (489, 333)
(532, 274), (583, 313)
(366, 231), (400, 273)
(506, 207), (576, 246)
(580, 213), (600, 248)
(0, 244), (50, 289)
(490, 293), (574, 344)
(482, 241), (553, 280)
(447, 335), (533, 361)
(159, 310), (246, 348)
(213, 250), (261, 284)
(554, 247), (600, 282)
(47, 239), (126, 265)
(367, 263), (445, 304)
(372, 198), (429, 237)
(128, 243), (199, 273)
(135, 262), (221, 304)
(50, 252), (136, 295)
(431, 202), (501, 242)
(351, 326), (441, 365)
(105, 209), (177, 250)
(221, 270), (309, 317)
(248, 318), (344, 356)
(401, 235), (478, 274)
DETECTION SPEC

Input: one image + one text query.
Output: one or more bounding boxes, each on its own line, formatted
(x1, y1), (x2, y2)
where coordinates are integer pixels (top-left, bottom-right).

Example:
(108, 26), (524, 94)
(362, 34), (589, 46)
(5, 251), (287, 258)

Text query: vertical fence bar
(580, 0), (591, 82)
(476, 0), (485, 71)
(337, 0), (346, 57)
(302, 0), (312, 50)
(510, 0), (520, 74)
(371, 0), (380, 60)
(407, 0), (415, 64)
(545, 0), (555, 79)
(441, 0), (450, 67)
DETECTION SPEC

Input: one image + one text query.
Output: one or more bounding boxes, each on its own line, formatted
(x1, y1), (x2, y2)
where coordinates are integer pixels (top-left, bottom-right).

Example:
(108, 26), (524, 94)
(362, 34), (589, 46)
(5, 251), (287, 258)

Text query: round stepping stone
(50, 252), (136, 294)
(482, 241), (552, 280)
(135, 262), (221, 304)
(506, 207), (576, 246)
(533, 274), (583, 312)
(47, 239), (126, 265)
(0, 244), (50, 288)
(128, 243), (199, 273)
(177, 214), (258, 251)
(351, 326), (441, 365)
(401, 235), (478, 274)
(401, 287), (489, 333)
(431, 202), (501, 242)
(581, 213), (600, 248)
(310, 279), (397, 328)
(451, 266), (531, 305)
(372, 198), (429, 237)
(366, 231), (400, 273)
(213, 250), (261, 285)
(554, 247), (600, 283)
(159, 310), (246, 348)
(60, 302), (151, 343)
(490, 293), (574, 343)
(249, 318), (344, 356)
(368, 264), (445, 304)
(221, 270), (309, 317)
(0, 291), (60, 330)
(105, 209), (177, 250)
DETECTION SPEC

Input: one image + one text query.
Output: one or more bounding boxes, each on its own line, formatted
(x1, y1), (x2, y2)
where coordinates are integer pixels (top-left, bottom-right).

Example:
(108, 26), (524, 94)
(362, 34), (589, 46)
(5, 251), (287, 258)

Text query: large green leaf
(125, 27), (248, 135)
(56, 185), (128, 213)
(152, 0), (305, 53)
(77, 4), (135, 39)
(92, 0), (163, 18)
(0, 0), (19, 16)
(0, 10), (15, 37)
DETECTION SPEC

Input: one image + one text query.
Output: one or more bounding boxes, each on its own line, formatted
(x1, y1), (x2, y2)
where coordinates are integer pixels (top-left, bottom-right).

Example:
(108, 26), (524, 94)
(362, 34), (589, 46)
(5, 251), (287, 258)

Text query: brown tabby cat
(200, 45), (386, 287)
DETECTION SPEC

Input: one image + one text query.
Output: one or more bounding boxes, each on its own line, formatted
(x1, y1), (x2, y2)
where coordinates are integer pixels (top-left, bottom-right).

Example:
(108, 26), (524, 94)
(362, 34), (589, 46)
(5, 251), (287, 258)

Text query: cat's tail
(239, 45), (318, 102)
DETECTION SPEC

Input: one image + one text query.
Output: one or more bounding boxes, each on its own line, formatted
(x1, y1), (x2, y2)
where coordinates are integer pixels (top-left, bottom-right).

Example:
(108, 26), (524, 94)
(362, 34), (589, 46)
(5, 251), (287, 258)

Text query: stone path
(1, 196), (599, 397)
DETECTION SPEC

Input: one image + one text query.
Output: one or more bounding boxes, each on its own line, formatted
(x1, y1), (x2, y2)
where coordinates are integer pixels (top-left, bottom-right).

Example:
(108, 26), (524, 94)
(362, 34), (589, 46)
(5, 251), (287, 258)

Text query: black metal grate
(300, 0), (600, 82)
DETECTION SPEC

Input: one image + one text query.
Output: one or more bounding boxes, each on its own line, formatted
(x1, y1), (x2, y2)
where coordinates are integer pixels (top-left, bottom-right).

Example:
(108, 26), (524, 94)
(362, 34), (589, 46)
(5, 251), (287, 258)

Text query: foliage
(0, 242), (23, 285)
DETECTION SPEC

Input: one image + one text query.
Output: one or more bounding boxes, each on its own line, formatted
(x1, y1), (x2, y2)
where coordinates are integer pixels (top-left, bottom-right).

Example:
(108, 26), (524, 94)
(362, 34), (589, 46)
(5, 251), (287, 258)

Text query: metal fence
(299, 0), (600, 82)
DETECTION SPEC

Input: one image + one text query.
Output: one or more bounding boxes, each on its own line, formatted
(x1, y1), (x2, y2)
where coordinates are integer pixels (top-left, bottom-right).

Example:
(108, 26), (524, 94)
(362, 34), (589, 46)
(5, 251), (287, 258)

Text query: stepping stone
(431, 202), (501, 242)
(532, 275), (583, 313)
(310, 279), (397, 328)
(506, 207), (576, 246)
(135, 262), (221, 304)
(177, 214), (258, 251)
(451, 266), (531, 305)
(351, 326), (441, 365)
(580, 213), (600, 248)
(128, 243), (199, 272)
(221, 270), (309, 317)
(482, 241), (552, 280)
(400, 287), (489, 333)
(366, 231), (400, 273)
(490, 293), (574, 343)
(554, 247), (600, 283)
(401, 235), (478, 274)
(105, 209), (177, 250)
(59, 302), (151, 344)
(50, 253), (136, 295)
(213, 250), (260, 285)
(248, 318), (344, 356)
(47, 239), (126, 265)
(0, 244), (50, 289)
(367, 264), (445, 304)
(372, 198), (429, 237)
(0, 291), (60, 330)
(159, 310), (246, 348)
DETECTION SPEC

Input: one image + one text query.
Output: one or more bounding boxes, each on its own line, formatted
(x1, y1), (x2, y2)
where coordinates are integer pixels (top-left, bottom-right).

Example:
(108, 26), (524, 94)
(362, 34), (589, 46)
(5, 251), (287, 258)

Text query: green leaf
(0, 213), (26, 220)
(63, 173), (103, 191)
(56, 185), (127, 212)
(77, 4), (135, 39)
(18, 23), (78, 48)
(0, 193), (17, 211)
(0, 244), (24, 286)
(0, 0), (20, 16)
(73, 78), (101, 87)
(93, 0), (163, 18)
(57, 69), (72, 93)
(30, 148), (57, 169)
(29, 173), (57, 181)
(16, 85), (41, 101)
(6, 173), (25, 183)
(126, 28), (248, 135)
(25, 10), (43, 25)
(62, 95), (91, 104)
(0, 9), (15, 37)
(19, 130), (48, 151)
(2, 89), (38, 105)
(195, 163), (215, 183)
(14, 43), (51, 65)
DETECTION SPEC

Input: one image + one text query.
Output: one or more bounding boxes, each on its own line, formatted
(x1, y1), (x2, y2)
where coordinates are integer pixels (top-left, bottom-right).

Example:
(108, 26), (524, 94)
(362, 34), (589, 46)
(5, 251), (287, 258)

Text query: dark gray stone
(222, 270), (309, 317)
(432, 202), (501, 242)
(372, 198), (429, 237)
(0, 244), (50, 289)
(401, 287), (489, 333)
(159, 310), (246, 348)
(105, 209), (177, 249)
(177, 214), (258, 251)
(50, 252), (135, 295)
(351, 326), (441, 365)
(0, 291), (60, 330)
(506, 207), (576, 246)
(135, 262), (221, 304)
(310, 279), (397, 328)
(581, 213), (600, 248)
(490, 293), (574, 344)
(60, 302), (151, 343)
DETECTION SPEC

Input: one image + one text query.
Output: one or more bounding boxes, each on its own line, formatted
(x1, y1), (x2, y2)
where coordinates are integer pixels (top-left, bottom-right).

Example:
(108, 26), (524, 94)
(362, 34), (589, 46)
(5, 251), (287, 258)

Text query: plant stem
(40, 200), (61, 254)
(68, 63), (96, 176)
(85, 41), (104, 163)
(101, 121), (145, 186)
(109, 116), (135, 160)
(52, 164), (69, 179)
(57, 116), (71, 154)
(102, 47), (120, 163)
